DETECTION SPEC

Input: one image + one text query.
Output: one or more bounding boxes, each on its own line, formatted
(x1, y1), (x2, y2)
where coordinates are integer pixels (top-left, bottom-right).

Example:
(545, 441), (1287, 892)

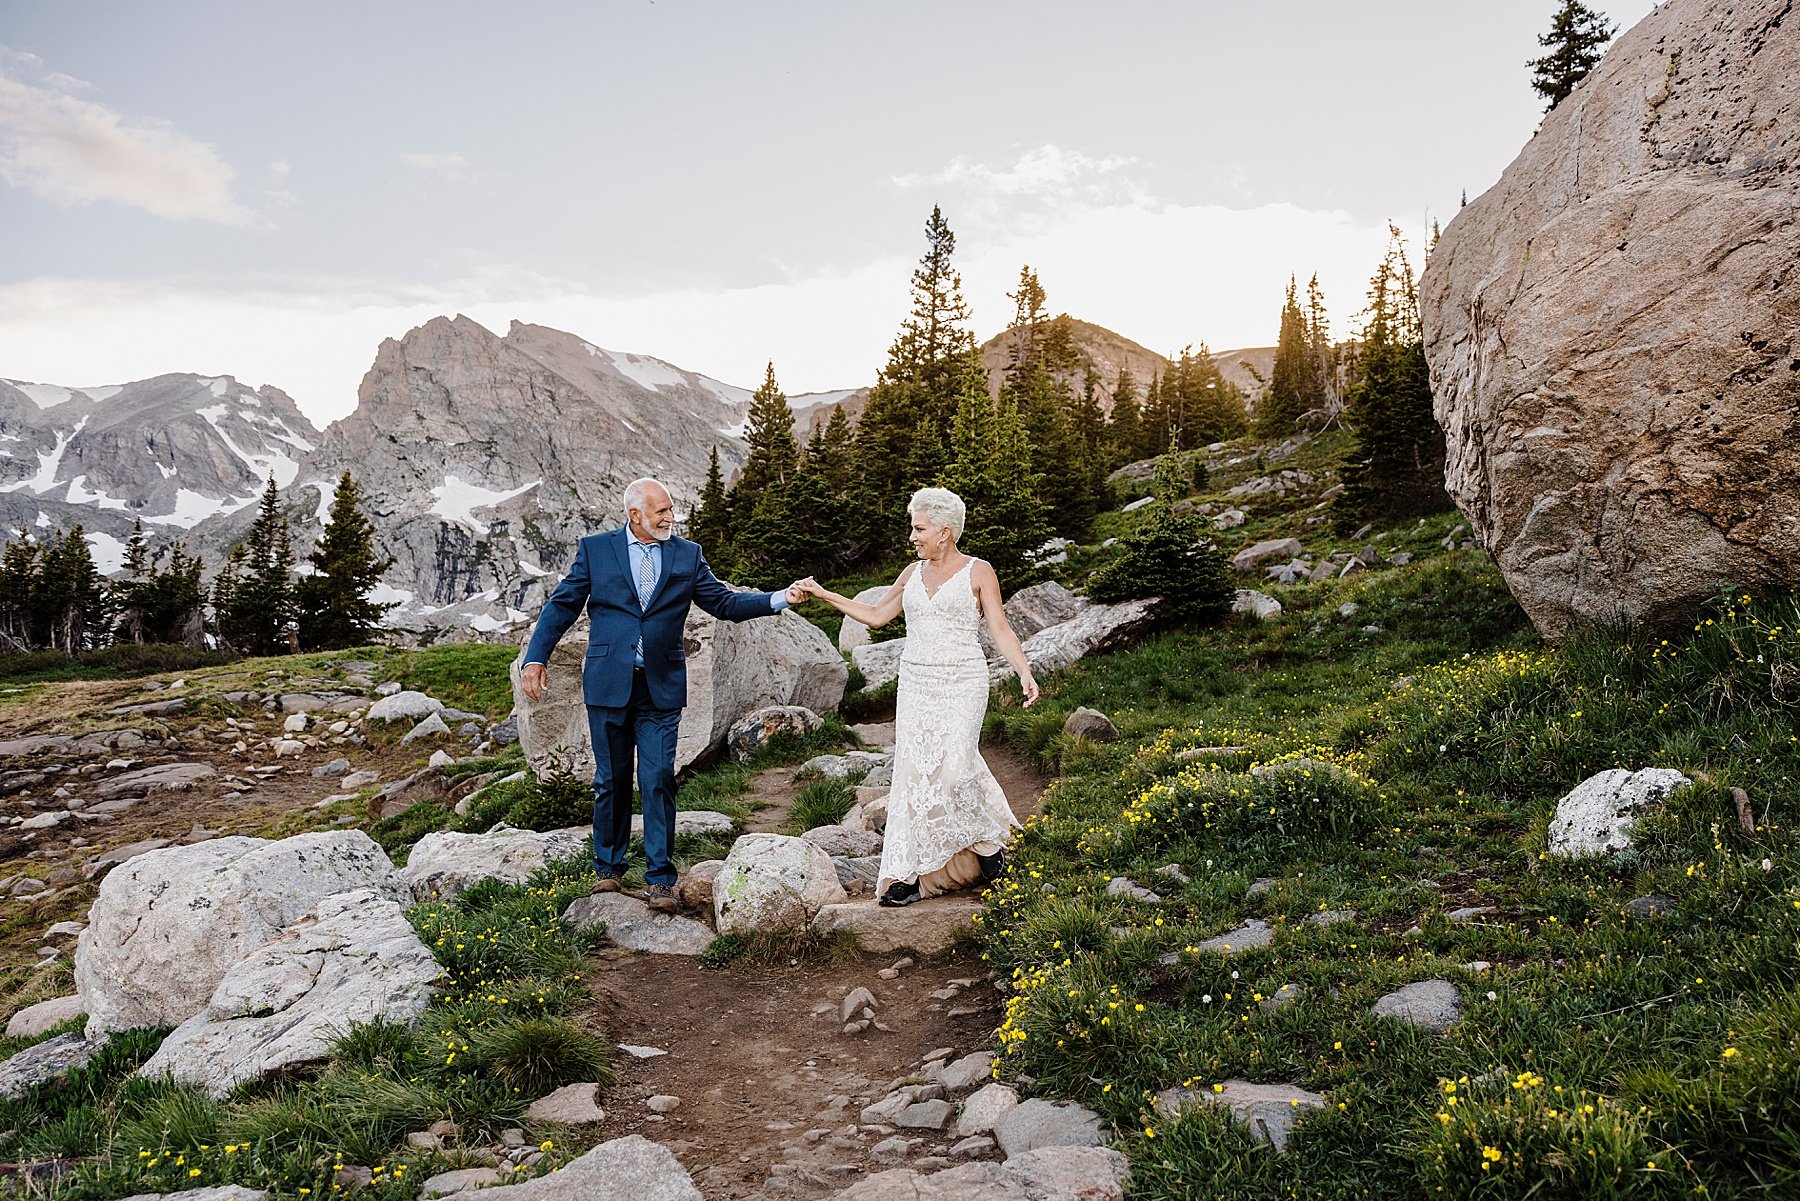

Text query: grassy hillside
(974, 441), (1799, 1198)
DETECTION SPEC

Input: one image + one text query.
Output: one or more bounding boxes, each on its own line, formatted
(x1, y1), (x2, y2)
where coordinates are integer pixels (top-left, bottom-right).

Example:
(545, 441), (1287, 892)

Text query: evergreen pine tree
(688, 444), (731, 555)
(1141, 372), (1170, 457)
(940, 363), (1052, 591)
(0, 531), (39, 651)
(733, 362), (800, 522)
(1168, 347), (1248, 446)
(295, 470), (396, 650)
(112, 518), (152, 643)
(1001, 266), (1098, 542)
(1304, 273), (1336, 418)
(217, 476), (298, 655)
(1529, 1), (1617, 109)
(851, 206), (984, 561)
(36, 526), (106, 653)
(1337, 225), (1451, 524)
(142, 541), (208, 644)
(1089, 455), (1233, 624)
(1106, 366), (1143, 467)
(1257, 276), (1310, 438)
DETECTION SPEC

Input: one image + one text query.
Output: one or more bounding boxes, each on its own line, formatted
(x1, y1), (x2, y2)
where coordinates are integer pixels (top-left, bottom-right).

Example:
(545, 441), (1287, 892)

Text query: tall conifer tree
(940, 364), (1051, 590)
(217, 477), (298, 655)
(688, 444), (731, 555)
(1257, 276), (1310, 438)
(296, 470), (395, 650)
(1107, 366), (1143, 468)
(851, 207), (983, 561)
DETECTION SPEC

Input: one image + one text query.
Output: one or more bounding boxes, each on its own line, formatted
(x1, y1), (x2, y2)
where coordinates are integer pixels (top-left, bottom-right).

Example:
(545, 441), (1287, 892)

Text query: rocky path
(582, 742), (1047, 1200)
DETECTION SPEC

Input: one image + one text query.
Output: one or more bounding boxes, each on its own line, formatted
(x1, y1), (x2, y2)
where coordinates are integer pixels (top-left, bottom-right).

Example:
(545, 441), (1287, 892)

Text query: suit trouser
(586, 668), (683, 886)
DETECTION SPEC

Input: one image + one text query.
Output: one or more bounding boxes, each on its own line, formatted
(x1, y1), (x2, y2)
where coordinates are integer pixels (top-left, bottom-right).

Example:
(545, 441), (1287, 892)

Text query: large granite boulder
(0, 1031), (100, 1100)
(1420, 0), (1800, 637)
(434, 1134), (700, 1201)
(74, 831), (405, 1036)
(139, 889), (442, 1096)
(400, 825), (590, 900)
(831, 1146), (1130, 1200)
(714, 833), (847, 935)
(513, 606), (846, 779)
(1006, 599), (1158, 679)
(811, 896), (981, 955)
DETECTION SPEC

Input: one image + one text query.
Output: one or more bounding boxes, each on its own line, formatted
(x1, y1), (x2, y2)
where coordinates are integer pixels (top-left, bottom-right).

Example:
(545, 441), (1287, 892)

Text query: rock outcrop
(74, 831), (405, 1036)
(1420, 0), (1800, 637)
(138, 889), (441, 1096)
(513, 605), (846, 778)
(400, 825), (590, 900)
(713, 833), (848, 935)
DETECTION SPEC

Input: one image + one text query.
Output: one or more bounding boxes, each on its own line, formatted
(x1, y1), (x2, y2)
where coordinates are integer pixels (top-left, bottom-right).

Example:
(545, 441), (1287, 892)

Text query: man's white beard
(649, 526), (673, 542)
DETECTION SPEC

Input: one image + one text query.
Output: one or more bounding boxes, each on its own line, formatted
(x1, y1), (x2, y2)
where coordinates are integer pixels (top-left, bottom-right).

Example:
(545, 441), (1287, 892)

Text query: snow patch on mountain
(429, 475), (542, 529)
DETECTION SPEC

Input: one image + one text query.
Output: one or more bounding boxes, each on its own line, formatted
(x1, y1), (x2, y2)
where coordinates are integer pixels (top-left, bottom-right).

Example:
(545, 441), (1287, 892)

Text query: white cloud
(894, 144), (1148, 230)
(0, 47), (252, 224)
(399, 151), (470, 177)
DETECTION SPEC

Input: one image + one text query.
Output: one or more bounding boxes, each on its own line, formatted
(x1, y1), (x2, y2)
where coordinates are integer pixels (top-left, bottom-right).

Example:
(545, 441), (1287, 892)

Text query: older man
(522, 478), (803, 912)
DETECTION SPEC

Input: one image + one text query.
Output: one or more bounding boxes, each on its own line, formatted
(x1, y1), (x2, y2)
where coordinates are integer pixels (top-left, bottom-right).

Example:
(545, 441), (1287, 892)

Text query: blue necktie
(635, 543), (655, 664)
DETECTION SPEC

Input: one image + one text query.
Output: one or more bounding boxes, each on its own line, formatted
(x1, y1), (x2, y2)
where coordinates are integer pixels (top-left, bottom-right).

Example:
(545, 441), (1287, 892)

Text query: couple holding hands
(520, 478), (1039, 914)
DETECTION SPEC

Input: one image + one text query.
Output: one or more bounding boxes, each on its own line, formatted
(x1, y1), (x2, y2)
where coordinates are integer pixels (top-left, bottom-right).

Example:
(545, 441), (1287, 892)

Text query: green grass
(782, 778), (858, 834)
(374, 643), (520, 717)
(0, 643), (240, 686)
(978, 572), (1800, 1199)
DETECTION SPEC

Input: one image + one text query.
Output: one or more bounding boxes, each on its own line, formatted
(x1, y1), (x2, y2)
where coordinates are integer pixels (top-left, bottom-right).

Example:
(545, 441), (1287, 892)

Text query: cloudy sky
(0, 0), (1656, 424)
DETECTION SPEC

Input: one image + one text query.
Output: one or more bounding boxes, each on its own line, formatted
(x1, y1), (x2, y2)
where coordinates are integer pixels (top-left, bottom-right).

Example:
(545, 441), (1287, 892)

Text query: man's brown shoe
(643, 883), (679, 913)
(591, 876), (622, 894)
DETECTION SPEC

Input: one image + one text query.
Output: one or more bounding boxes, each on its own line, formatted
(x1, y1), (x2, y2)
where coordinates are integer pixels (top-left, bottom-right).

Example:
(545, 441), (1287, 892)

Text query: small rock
(417, 1166), (506, 1197)
(992, 1098), (1104, 1158)
(1196, 918), (1273, 954)
(1155, 1079), (1325, 1152)
(1154, 863), (1191, 885)
(1306, 909), (1358, 926)
(1061, 708), (1119, 742)
(283, 713), (308, 733)
(840, 986), (878, 1024)
(341, 769), (381, 789)
(1104, 877), (1160, 903)
(526, 1081), (606, 1124)
(1370, 979), (1463, 1035)
(953, 1083), (1020, 1137)
(948, 1134), (996, 1157)
(428, 749), (456, 769)
(401, 713), (453, 744)
(1622, 894), (1677, 920)
(646, 1094), (681, 1114)
(1259, 984), (1301, 1012)
(619, 1044), (666, 1058)
(311, 758), (351, 778)
(1445, 906), (1494, 924)
(938, 1051), (993, 1092)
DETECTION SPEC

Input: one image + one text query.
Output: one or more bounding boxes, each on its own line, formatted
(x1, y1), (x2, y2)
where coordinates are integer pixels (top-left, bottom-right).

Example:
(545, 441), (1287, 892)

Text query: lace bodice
(899, 557), (983, 665)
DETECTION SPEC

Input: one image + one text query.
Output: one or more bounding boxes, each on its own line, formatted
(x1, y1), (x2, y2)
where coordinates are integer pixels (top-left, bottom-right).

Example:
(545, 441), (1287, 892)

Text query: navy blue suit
(523, 527), (783, 884)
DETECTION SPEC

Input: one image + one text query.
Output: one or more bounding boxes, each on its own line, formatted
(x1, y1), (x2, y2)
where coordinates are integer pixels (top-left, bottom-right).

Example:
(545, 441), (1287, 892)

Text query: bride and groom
(520, 477), (1040, 914)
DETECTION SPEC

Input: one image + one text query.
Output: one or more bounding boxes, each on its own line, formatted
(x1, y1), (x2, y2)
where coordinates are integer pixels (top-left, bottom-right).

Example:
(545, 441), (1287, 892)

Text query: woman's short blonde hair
(908, 487), (966, 541)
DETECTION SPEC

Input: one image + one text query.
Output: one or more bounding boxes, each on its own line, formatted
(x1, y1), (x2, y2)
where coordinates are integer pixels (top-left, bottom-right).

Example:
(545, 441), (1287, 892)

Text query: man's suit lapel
(608, 527), (634, 600)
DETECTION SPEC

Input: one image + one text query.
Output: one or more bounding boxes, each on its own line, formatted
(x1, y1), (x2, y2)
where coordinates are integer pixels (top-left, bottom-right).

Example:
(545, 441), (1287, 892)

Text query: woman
(799, 487), (1039, 907)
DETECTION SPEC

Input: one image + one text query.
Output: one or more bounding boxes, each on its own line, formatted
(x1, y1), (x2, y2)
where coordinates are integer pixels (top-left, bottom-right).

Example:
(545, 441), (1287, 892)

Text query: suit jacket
(523, 528), (777, 709)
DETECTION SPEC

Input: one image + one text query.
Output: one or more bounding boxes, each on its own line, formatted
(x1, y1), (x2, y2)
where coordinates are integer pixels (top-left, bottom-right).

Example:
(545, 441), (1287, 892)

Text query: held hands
(520, 661), (548, 702)
(787, 577), (822, 605)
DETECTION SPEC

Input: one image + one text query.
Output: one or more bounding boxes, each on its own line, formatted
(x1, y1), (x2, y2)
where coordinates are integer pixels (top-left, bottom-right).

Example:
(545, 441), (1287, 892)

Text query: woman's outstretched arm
(800, 564), (914, 628)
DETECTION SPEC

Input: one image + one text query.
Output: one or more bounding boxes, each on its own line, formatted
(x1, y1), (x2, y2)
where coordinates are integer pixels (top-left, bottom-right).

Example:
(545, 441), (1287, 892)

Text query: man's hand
(785, 579), (813, 605)
(521, 661), (548, 702)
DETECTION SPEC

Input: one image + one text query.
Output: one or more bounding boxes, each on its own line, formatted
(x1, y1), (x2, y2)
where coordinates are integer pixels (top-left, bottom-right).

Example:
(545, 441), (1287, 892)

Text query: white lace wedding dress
(879, 557), (1019, 898)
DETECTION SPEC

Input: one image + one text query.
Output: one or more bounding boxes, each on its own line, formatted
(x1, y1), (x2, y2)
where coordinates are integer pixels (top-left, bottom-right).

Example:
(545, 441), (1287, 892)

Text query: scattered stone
(629, 809), (736, 839)
(138, 888), (442, 1097)
(282, 713), (309, 733)
(812, 897), (982, 955)
(4, 993), (84, 1039)
(272, 738), (306, 758)
(1061, 708), (1119, 742)
(646, 1094), (681, 1114)
(939, 1051), (994, 1092)
(714, 833), (848, 935)
(93, 762), (216, 799)
(118, 1188), (267, 1201)
(895, 1099), (954, 1129)
(109, 698), (189, 717)
(1010, 599), (1157, 679)
(564, 892), (716, 955)
(1547, 768), (1691, 857)
(1154, 1079), (1325, 1152)
(1306, 909), (1357, 926)
(841, 986), (878, 1024)
(954, 1082), (1021, 1137)
(727, 704), (825, 762)
(1622, 894), (1677, 920)
(829, 1146), (1128, 1199)
(341, 769), (381, 789)
(0, 1032), (99, 1099)
(1445, 906), (1494, 924)
(402, 826), (589, 901)
(419, 1167), (507, 1197)
(1232, 589), (1283, 621)
(311, 758), (351, 778)
(948, 1135), (995, 1157)
(428, 749), (457, 769)
(1370, 980), (1463, 1035)
(992, 1098), (1105, 1158)
(366, 691), (444, 722)
(677, 860), (725, 910)
(1212, 508), (1247, 530)
(526, 1082), (606, 1124)
(1232, 538), (1302, 573)
(869, 1135), (919, 1164)
(1104, 877), (1160, 903)
(1259, 984), (1301, 1012)
(619, 1044), (666, 1058)
(20, 811), (69, 830)
(1195, 918), (1274, 954)
(401, 713), (453, 744)
(1154, 863), (1191, 886)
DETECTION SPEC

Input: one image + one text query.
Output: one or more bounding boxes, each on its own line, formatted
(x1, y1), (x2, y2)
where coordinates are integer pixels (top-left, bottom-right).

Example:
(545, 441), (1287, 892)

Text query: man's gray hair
(623, 477), (663, 518)
(908, 486), (966, 541)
